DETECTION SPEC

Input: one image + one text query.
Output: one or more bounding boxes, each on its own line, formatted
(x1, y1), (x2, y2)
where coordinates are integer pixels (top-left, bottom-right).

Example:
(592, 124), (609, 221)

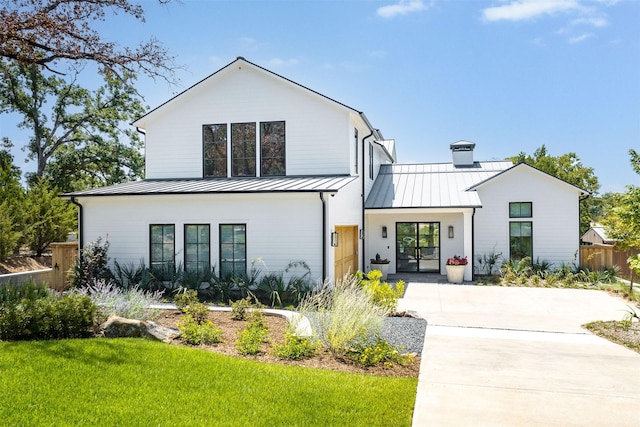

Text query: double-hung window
(260, 121), (285, 176)
(185, 224), (210, 274)
(150, 224), (175, 272)
(509, 202), (533, 261)
(220, 224), (246, 278)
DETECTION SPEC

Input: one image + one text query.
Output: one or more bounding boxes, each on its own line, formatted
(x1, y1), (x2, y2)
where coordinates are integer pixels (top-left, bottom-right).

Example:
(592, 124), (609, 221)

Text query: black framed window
(369, 142), (374, 179)
(354, 128), (358, 173)
(203, 124), (227, 177)
(260, 121), (285, 176)
(231, 123), (256, 177)
(509, 202), (532, 218)
(150, 224), (175, 271)
(220, 224), (246, 278)
(510, 222), (532, 261)
(185, 224), (210, 274)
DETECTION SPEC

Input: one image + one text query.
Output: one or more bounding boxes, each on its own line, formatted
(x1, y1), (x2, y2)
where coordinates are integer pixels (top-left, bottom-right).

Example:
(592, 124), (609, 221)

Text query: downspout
(471, 208), (476, 281)
(70, 196), (83, 250)
(578, 192), (590, 265)
(361, 130), (374, 271)
(320, 192), (327, 281)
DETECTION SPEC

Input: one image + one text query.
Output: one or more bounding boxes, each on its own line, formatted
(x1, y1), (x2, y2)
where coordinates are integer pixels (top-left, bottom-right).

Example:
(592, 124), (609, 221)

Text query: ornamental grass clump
(299, 274), (388, 356)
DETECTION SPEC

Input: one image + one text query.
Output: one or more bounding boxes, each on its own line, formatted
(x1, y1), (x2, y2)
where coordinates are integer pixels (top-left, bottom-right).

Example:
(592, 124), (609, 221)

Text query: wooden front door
(334, 225), (358, 283)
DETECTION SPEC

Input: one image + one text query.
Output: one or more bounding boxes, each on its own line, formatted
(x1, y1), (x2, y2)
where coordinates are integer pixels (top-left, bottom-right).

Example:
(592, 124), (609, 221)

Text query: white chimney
(450, 140), (476, 167)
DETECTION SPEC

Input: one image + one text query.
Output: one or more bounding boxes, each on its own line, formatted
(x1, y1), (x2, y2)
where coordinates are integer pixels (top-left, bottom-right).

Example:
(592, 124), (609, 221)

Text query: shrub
(299, 274), (388, 355)
(236, 313), (269, 355)
(174, 288), (199, 312)
(0, 279), (50, 304)
(75, 280), (163, 321)
(0, 293), (96, 340)
(178, 315), (223, 346)
(348, 336), (414, 368)
(273, 331), (320, 360)
(230, 296), (254, 320)
(357, 270), (404, 312)
(72, 238), (112, 288)
(184, 302), (210, 325)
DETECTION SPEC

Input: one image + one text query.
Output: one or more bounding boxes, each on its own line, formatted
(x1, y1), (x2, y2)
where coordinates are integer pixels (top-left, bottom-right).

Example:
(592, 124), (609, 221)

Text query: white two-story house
(65, 57), (586, 283)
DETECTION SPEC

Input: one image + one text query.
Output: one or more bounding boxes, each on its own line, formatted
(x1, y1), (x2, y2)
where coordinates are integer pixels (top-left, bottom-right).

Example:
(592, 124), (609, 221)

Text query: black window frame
(509, 202), (532, 218)
(149, 224), (175, 273)
(231, 122), (256, 177)
(369, 142), (374, 180)
(509, 221), (533, 262)
(219, 224), (247, 278)
(184, 224), (211, 274)
(203, 123), (228, 178)
(260, 121), (286, 176)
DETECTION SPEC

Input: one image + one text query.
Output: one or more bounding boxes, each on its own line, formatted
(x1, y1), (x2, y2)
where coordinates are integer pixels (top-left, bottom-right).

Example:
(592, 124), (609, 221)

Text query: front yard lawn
(0, 338), (417, 426)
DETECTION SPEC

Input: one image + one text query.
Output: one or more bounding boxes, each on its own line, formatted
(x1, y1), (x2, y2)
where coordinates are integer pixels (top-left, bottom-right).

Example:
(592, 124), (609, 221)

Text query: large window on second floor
(203, 124), (227, 178)
(232, 123), (256, 177)
(260, 121), (285, 176)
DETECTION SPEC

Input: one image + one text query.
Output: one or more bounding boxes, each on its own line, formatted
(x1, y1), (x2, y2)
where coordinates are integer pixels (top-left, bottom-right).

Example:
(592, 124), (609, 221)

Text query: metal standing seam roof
(365, 161), (513, 209)
(62, 175), (357, 197)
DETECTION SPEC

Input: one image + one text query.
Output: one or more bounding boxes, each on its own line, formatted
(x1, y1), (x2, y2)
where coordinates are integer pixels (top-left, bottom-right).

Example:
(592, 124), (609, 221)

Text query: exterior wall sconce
(448, 225), (454, 239)
(359, 228), (364, 239)
(382, 226), (387, 238)
(331, 232), (339, 247)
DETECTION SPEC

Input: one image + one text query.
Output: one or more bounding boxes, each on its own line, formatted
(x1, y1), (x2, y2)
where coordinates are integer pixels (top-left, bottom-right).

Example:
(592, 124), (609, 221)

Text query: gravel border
(381, 315), (427, 356)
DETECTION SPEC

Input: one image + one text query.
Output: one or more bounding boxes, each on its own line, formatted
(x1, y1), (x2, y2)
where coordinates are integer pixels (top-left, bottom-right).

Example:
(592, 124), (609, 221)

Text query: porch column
(463, 211), (473, 281)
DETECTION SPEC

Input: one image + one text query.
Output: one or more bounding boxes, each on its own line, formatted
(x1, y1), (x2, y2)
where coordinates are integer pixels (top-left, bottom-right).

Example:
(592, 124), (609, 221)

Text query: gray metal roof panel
(64, 175), (357, 197)
(365, 161), (512, 209)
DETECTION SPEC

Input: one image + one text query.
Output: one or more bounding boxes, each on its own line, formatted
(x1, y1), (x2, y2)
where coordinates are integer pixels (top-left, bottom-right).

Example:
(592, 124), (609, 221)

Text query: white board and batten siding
(140, 63), (360, 179)
(78, 192), (325, 281)
(473, 166), (582, 269)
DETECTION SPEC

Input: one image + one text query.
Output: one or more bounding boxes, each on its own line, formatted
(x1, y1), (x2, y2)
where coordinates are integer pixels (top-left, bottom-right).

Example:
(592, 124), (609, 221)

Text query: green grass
(0, 338), (417, 426)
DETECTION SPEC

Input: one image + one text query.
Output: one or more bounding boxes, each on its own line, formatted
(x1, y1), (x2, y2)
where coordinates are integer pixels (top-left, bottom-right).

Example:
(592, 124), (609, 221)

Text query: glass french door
(396, 222), (440, 273)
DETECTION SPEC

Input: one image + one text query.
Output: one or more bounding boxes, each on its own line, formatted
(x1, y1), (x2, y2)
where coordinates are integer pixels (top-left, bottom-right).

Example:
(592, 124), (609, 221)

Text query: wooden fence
(0, 242), (78, 290)
(580, 244), (637, 280)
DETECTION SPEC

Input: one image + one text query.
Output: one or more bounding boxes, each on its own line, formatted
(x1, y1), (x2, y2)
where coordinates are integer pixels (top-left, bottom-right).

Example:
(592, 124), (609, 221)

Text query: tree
(23, 179), (76, 256)
(0, 62), (145, 192)
(510, 145), (600, 235)
(0, 0), (176, 82)
(0, 139), (24, 261)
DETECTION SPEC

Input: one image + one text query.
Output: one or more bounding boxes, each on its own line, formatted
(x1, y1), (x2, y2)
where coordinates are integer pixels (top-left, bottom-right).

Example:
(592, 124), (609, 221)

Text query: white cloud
(377, 0), (428, 18)
(267, 58), (300, 67)
(568, 33), (592, 43)
(482, 0), (579, 22)
(571, 16), (608, 27)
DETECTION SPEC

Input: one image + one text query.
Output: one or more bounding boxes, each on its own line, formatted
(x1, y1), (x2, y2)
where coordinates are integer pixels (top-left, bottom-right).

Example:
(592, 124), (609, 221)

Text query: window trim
(184, 224), (211, 274)
(149, 224), (175, 272)
(509, 202), (532, 218)
(219, 223), (247, 278)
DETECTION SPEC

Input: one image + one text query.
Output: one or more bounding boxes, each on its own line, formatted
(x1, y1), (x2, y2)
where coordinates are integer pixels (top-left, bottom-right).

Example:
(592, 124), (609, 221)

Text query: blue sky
(2, 0), (639, 193)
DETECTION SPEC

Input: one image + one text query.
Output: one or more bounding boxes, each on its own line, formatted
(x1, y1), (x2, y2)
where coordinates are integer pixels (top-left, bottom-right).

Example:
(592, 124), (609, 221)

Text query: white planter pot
(445, 265), (465, 284)
(371, 263), (389, 280)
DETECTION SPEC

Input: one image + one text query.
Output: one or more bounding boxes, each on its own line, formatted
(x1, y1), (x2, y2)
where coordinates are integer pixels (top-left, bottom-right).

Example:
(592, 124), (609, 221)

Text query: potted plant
(370, 253), (391, 280)
(445, 255), (467, 284)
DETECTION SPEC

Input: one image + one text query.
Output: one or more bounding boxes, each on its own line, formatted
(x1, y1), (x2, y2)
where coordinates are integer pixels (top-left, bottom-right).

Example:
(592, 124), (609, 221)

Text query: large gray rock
(101, 315), (181, 343)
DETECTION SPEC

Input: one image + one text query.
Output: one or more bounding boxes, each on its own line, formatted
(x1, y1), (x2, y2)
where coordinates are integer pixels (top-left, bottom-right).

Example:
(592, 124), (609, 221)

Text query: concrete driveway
(398, 283), (640, 426)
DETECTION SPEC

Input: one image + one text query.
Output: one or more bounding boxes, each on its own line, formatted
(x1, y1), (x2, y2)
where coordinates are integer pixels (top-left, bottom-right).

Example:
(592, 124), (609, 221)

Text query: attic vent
(450, 140), (476, 167)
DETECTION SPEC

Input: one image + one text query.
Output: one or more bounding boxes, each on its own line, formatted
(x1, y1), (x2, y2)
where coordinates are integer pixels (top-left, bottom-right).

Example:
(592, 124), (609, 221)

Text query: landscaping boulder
(101, 315), (181, 343)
